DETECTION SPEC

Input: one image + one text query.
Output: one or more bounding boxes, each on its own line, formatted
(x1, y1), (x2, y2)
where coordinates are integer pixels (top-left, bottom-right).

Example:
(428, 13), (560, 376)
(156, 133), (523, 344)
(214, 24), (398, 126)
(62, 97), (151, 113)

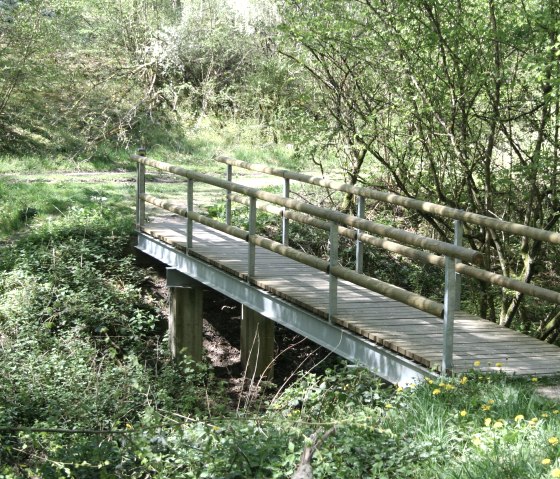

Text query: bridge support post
(241, 305), (275, 379)
(136, 147), (146, 228)
(442, 256), (456, 374)
(168, 271), (204, 363)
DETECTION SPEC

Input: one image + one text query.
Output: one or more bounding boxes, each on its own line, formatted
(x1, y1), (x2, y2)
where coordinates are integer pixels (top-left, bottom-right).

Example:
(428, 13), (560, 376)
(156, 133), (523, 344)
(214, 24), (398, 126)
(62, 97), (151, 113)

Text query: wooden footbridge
(133, 151), (560, 385)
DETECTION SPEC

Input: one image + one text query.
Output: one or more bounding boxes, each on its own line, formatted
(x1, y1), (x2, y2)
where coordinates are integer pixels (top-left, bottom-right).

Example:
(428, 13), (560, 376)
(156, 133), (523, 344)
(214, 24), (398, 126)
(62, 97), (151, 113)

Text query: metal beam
(137, 233), (436, 385)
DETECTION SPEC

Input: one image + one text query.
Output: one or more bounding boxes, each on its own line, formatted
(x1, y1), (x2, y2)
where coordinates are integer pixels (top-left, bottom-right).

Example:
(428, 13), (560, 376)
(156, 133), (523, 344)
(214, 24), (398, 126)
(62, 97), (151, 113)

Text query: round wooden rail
(228, 194), (560, 305)
(215, 155), (560, 245)
(132, 155), (482, 264)
(140, 193), (445, 317)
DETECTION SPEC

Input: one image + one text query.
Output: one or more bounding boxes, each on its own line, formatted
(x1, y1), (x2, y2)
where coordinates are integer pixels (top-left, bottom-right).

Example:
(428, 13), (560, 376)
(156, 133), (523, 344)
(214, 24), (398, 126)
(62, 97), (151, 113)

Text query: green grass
(0, 186), (559, 478)
(0, 176), (135, 237)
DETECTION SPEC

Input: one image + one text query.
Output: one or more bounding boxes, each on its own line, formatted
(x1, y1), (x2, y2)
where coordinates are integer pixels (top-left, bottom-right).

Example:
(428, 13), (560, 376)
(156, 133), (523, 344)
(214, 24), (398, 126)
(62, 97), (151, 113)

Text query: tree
(278, 0), (560, 333)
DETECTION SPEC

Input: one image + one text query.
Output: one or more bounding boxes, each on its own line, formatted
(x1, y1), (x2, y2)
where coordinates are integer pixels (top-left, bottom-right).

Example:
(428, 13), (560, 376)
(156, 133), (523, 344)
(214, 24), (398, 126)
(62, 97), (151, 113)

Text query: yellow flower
(543, 458), (552, 465)
(552, 469), (560, 478)
(460, 376), (468, 385)
(531, 417), (539, 423)
(445, 384), (456, 390)
(482, 405), (491, 411)
(433, 389), (442, 395)
(484, 417), (492, 427)
(549, 437), (559, 446)
(542, 413), (549, 418)
(385, 403), (393, 409)
(488, 399), (495, 405)
(396, 386), (403, 393)
(460, 410), (468, 417)
(427, 379), (434, 385)
(532, 377), (539, 382)
(472, 436), (482, 447)
(439, 382), (446, 387)
(473, 360), (481, 367)
(514, 415), (524, 422)
(493, 421), (504, 429)
(554, 410), (560, 415)
(495, 362), (503, 367)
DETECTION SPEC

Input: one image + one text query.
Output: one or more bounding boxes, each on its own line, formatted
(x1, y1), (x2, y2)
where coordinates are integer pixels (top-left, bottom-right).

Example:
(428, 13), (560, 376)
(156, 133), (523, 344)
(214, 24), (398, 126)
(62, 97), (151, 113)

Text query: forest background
(2, 1), (560, 477)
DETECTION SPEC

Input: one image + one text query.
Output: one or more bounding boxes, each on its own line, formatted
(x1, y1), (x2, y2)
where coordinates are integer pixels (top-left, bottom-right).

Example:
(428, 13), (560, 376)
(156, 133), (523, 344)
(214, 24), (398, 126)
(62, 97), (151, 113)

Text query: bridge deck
(141, 220), (560, 377)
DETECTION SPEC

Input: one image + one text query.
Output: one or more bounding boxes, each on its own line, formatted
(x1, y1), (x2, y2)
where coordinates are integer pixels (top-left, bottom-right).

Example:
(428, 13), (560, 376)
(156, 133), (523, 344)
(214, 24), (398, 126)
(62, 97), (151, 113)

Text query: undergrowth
(0, 202), (559, 477)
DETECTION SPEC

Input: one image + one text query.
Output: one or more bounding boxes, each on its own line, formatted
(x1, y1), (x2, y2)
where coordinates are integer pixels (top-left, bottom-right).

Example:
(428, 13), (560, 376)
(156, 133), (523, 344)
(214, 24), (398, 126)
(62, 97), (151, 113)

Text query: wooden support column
(241, 306), (275, 379)
(169, 285), (203, 362)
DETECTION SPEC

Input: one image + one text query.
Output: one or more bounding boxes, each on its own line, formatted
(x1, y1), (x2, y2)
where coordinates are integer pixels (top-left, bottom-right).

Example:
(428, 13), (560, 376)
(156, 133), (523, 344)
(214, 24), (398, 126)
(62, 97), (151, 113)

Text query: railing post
(186, 178), (193, 249)
(329, 221), (339, 321)
(226, 164), (232, 225)
(442, 255), (456, 374)
(356, 195), (365, 274)
(136, 147), (146, 228)
(248, 197), (257, 280)
(454, 220), (463, 310)
(282, 178), (290, 246)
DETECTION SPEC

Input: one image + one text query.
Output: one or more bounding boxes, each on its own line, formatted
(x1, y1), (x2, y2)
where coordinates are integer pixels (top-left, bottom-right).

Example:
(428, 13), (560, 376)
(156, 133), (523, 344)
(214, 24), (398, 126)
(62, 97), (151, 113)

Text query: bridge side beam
(139, 235), (436, 385)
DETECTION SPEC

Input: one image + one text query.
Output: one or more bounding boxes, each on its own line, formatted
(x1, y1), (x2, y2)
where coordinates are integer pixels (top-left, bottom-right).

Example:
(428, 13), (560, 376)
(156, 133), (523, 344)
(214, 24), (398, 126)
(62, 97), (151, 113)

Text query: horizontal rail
(229, 193), (444, 267)
(230, 193), (560, 305)
(141, 193), (444, 317)
(216, 155), (560, 245)
(133, 155), (482, 264)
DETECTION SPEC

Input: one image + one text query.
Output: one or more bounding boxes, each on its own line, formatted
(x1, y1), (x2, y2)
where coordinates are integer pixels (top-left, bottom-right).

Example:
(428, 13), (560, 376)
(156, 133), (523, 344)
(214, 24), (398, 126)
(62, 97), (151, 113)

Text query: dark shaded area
(135, 249), (339, 404)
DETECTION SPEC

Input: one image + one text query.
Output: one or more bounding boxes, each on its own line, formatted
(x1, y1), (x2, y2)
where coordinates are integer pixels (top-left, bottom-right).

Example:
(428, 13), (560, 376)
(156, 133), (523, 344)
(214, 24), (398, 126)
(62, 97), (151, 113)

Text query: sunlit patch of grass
(0, 177), (136, 237)
(380, 371), (560, 478)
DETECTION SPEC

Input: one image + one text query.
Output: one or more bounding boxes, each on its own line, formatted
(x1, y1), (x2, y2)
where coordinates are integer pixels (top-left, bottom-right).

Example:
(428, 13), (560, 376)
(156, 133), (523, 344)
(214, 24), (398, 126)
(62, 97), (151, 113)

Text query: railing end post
(137, 146), (147, 157)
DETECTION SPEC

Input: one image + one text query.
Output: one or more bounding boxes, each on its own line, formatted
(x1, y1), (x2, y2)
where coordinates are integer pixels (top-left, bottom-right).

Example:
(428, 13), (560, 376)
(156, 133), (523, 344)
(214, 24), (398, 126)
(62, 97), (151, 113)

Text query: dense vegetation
(2, 0), (560, 477)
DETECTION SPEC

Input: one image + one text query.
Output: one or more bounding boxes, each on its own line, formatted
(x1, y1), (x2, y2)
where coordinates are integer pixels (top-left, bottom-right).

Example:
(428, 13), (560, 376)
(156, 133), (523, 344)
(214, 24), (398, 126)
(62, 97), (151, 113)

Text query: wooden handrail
(132, 155), (482, 264)
(215, 155), (560, 245)
(140, 193), (445, 317)
(229, 193), (560, 305)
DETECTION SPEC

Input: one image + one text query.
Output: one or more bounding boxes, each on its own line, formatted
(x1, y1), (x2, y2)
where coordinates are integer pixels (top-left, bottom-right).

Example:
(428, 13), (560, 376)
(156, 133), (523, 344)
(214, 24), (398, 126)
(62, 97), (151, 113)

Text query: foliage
(274, 0), (560, 330)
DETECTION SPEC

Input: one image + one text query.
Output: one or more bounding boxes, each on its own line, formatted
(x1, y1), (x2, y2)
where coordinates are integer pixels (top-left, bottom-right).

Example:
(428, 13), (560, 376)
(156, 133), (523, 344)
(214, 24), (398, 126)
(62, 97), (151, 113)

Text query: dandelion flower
(542, 413), (549, 418)
(472, 436), (482, 447)
(484, 417), (492, 427)
(385, 403), (393, 409)
(495, 362), (503, 367)
(514, 415), (524, 422)
(460, 410), (468, 417)
(488, 399), (495, 405)
(460, 376), (468, 385)
(553, 410), (559, 415)
(532, 377), (539, 382)
(549, 437), (559, 446)
(493, 421), (504, 429)
(433, 388), (442, 395)
(543, 458), (552, 465)
(482, 405), (491, 411)
(551, 469), (560, 478)
(473, 360), (481, 367)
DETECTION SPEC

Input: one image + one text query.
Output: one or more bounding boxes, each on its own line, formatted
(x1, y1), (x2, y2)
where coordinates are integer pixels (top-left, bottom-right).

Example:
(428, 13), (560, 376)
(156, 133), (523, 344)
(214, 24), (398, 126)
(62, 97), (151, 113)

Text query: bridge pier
(241, 306), (275, 379)
(167, 269), (203, 362)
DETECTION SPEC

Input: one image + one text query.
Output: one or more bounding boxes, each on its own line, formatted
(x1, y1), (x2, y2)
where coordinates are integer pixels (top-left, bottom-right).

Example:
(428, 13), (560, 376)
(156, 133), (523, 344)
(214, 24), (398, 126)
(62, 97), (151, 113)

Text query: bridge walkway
(140, 219), (560, 377)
